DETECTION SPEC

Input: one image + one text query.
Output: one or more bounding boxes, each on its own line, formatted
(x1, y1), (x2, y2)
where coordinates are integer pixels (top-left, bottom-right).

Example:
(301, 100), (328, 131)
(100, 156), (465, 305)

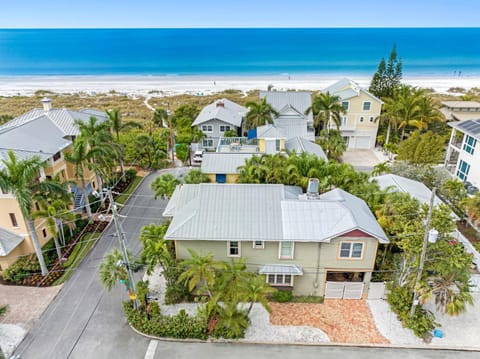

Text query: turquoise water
(0, 28), (479, 76)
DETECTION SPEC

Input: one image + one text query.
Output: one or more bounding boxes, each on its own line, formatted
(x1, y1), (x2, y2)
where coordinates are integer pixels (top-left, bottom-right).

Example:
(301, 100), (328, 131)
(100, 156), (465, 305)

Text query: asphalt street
(15, 169), (188, 359)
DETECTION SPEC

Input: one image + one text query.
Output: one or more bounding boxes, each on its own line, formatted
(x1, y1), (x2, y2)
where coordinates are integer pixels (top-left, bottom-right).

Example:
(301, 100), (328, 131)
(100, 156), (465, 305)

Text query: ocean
(0, 28), (480, 77)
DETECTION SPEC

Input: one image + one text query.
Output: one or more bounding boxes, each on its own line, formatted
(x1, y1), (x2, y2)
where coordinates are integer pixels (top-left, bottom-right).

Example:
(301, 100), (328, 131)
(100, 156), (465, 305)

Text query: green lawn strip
(114, 176), (143, 205)
(53, 233), (100, 285)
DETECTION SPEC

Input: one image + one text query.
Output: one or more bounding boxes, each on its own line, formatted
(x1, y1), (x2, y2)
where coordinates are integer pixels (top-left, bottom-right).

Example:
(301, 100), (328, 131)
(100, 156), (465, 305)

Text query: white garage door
(355, 136), (371, 149)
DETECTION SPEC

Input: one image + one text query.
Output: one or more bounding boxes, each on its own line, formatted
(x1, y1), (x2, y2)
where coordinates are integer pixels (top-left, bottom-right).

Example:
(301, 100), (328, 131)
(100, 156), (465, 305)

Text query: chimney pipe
(307, 178), (319, 195)
(41, 97), (52, 112)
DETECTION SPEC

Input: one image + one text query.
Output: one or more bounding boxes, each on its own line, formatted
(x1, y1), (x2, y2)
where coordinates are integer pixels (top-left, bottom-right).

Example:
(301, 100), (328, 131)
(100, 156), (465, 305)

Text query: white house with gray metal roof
(259, 91), (315, 141)
(445, 118), (480, 190)
(192, 99), (247, 149)
(440, 101), (480, 122)
(163, 182), (388, 298)
(323, 78), (383, 149)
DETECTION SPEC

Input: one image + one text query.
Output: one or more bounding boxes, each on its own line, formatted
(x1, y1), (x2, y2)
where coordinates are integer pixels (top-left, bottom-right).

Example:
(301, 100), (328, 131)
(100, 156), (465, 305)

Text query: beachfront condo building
(0, 99), (106, 270)
(444, 118), (480, 192)
(192, 98), (247, 150)
(323, 78), (383, 149)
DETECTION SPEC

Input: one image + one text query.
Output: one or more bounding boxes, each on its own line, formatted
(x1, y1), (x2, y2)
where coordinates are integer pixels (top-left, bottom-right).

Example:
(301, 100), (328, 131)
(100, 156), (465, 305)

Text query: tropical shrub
(123, 302), (208, 340)
(271, 289), (293, 302)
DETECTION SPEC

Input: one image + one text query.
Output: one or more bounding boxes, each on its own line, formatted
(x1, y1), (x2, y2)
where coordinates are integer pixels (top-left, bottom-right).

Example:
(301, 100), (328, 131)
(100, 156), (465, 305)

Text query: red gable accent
(342, 229), (373, 238)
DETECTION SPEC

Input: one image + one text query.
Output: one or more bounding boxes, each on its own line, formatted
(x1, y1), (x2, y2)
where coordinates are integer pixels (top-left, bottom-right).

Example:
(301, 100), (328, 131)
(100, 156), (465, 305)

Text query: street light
(409, 188), (437, 319)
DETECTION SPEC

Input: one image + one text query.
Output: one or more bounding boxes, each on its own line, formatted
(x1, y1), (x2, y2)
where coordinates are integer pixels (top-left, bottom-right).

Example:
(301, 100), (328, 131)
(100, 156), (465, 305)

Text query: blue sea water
(0, 28), (480, 77)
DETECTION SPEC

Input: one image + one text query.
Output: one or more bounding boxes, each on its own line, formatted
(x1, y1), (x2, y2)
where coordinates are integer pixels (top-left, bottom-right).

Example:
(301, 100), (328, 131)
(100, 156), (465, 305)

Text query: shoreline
(0, 74), (478, 97)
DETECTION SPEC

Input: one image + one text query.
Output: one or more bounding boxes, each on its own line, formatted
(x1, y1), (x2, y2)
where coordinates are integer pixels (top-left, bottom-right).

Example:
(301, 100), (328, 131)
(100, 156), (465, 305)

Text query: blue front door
(216, 174), (226, 183)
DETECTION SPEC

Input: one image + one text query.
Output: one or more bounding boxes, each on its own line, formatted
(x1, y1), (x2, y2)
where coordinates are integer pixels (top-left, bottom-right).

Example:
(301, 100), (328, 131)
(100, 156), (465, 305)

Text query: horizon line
(1, 26), (480, 30)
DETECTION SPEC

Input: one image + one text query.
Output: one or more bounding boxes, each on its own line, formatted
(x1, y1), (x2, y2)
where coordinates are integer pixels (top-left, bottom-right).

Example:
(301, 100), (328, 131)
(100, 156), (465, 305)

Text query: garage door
(355, 136), (371, 149)
(325, 282), (364, 299)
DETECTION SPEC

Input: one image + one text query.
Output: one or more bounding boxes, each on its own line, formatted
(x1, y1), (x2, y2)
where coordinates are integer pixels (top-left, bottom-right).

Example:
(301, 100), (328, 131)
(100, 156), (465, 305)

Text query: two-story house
(0, 98), (107, 270)
(163, 180), (388, 299)
(323, 78), (383, 149)
(259, 91), (315, 141)
(444, 118), (480, 192)
(192, 99), (247, 150)
(440, 101), (480, 122)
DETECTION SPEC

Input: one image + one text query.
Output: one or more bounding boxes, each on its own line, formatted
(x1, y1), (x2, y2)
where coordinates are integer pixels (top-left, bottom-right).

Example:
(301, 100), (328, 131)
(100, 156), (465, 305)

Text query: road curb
(126, 321), (480, 352)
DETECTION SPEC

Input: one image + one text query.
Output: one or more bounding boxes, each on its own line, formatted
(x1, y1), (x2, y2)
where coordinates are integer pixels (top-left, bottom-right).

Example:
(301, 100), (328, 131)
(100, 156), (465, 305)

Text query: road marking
(144, 340), (159, 359)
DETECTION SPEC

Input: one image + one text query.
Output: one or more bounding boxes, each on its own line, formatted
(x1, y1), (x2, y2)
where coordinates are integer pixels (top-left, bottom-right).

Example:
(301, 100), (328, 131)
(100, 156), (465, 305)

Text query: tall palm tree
(245, 98), (279, 130)
(178, 249), (220, 299)
(152, 108), (169, 128)
(0, 151), (69, 275)
(32, 198), (76, 260)
(305, 92), (345, 135)
(106, 108), (142, 177)
(216, 258), (251, 302)
(99, 248), (130, 291)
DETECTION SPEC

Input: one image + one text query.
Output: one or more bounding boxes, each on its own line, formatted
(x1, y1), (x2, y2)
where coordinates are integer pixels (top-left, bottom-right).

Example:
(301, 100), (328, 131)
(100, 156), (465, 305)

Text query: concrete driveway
(341, 149), (387, 172)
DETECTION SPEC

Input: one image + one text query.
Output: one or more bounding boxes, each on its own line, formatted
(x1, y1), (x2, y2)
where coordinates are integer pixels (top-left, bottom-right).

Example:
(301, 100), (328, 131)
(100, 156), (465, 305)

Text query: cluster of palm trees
(378, 85), (443, 144)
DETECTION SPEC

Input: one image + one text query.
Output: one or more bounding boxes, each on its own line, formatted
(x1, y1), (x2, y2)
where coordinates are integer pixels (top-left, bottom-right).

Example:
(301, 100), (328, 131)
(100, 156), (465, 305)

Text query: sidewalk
(0, 284), (62, 357)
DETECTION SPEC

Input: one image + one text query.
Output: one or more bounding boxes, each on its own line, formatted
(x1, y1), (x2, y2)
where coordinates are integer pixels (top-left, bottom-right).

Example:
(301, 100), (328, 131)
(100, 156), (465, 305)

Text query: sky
(1, 0), (479, 28)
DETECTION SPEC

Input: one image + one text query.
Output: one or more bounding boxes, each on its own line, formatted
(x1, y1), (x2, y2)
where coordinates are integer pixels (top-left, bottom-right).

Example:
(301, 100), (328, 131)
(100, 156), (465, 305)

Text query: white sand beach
(0, 74), (478, 97)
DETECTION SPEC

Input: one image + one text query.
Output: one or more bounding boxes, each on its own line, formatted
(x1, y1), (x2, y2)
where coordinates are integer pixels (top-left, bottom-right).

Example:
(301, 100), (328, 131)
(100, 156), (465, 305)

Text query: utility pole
(107, 190), (138, 309)
(409, 187), (436, 319)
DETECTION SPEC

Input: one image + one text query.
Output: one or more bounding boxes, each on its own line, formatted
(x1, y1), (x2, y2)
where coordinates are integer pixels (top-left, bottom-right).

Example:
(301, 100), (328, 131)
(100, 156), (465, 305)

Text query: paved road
(150, 341), (479, 359)
(15, 169), (188, 359)
(14, 167), (480, 359)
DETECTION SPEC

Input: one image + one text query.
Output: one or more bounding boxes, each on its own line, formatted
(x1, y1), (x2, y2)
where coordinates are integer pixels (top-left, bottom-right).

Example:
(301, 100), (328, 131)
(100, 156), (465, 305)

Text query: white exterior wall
(454, 133), (480, 186)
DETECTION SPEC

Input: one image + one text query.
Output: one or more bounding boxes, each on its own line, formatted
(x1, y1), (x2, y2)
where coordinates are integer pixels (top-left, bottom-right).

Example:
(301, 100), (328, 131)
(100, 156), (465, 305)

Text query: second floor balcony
(216, 137), (259, 153)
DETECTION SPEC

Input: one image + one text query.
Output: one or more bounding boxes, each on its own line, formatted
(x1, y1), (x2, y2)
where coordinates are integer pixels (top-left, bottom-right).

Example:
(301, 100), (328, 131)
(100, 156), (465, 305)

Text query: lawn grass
(53, 232), (100, 285)
(291, 295), (324, 304)
(114, 176), (143, 205)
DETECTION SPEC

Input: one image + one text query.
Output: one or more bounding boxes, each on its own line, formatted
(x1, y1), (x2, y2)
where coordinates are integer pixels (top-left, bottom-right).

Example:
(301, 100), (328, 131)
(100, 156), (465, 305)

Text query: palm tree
(315, 129), (346, 161)
(241, 275), (276, 315)
(152, 108), (169, 128)
(151, 173), (180, 199)
(305, 92), (345, 135)
(138, 223), (172, 276)
(32, 198), (76, 260)
(183, 169), (210, 184)
(106, 108), (142, 177)
(178, 249), (220, 299)
(244, 97), (279, 130)
(216, 258), (251, 302)
(65, 138), (95, 218)
(371, 162), (392, 176)
(99, 248), (130, 291)
(214, 302), (249, 339)
(0, 151), (69, 275)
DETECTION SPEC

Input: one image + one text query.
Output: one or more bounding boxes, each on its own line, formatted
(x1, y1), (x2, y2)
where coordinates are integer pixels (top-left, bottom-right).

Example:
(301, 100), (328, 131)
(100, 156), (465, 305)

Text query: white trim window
(339, 241), (364, 259)
(341, 101), (349, 111)
(266, 274), (293, 286)
(219, 125), (231, 132)
(228, 241), (241, 257)
(457, 160), (470, 181)
(201, 125), (213, 132)
(362, 101), (372, 111)
(463, 135), (476, 155)
(253, 241), (264, 249)
(341, 116), (348, 127)
(202, 139), (214, 148)
(279, 241), (294, 259)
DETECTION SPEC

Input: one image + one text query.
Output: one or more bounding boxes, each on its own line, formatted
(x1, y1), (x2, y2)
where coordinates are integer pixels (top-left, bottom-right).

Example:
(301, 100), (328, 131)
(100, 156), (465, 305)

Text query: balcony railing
(216, 137), (259, 153)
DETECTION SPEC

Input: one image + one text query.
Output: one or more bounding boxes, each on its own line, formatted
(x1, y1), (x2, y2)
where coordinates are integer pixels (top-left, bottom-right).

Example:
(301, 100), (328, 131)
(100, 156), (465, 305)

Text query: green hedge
(123, 302), (208, 340)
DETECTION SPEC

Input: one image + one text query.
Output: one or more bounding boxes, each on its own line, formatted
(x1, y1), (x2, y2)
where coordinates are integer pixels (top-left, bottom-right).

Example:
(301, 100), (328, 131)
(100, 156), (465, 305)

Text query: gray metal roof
(441, 101), (480, 109)
(256, 124), (286, 138)
(285, 137), (328, 161)
(371, 174), (447, 208)
(192, 99), (247, 127)
(450, 119), (480, 140)
(0, 227), (25, 256)
(260, 91), (313, 122)
(323, 78), (383, 104)
(259, 264), (303, 275)
(201, 152), (253, 174)
(164, 184), (388, 243)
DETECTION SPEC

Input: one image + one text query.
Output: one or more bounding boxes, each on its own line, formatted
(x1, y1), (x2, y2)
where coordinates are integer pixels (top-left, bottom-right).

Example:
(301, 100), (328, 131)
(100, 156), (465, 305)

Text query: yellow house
(323, 78), (383, 149)
(0, 98), (106, 270)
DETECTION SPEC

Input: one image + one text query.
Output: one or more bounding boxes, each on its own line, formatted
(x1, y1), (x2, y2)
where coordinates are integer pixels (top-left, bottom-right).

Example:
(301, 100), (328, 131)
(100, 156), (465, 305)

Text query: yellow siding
(226, 174), (239, 183)
(258, 138), (265, 153)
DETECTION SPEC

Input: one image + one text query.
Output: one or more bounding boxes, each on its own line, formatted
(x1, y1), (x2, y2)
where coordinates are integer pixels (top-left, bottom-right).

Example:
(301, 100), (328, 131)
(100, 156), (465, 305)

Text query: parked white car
(193, 150), (203, 163)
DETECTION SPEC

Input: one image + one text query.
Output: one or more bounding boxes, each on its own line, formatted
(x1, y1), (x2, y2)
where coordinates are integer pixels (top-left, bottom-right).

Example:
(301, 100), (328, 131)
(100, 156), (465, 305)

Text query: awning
(259, 264), (303, 275)
(0, 227), (25, 256)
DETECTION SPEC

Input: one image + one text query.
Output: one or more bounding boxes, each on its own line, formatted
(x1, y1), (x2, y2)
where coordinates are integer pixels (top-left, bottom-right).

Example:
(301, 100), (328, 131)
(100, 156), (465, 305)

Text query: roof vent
(307, 178), (319, 195)
(41, 97), (52, 112)
(216, 101), (225, 108)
